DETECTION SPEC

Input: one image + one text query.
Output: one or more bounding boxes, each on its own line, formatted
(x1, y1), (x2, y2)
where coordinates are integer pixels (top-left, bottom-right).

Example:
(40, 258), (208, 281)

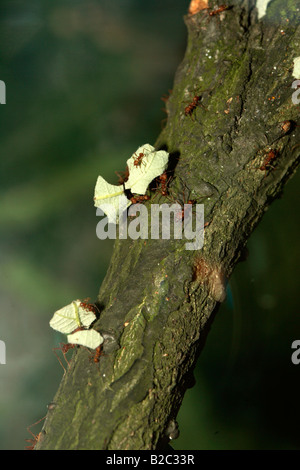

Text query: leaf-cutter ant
(115, 166), (129, 185)
(133, 149), (147, 167)
(130, 194), (151, 204)
(258, 148), (279, 173)
(184, 95), (204, 117)
(79, 298), (100, 315)
(52, 342), (77, 373)
(199, 5), (231, 25)
(169, 179), (197, 221)
(151, 171), (173, 200)
(184, 86), (215, 119)
(208, 5), (229, 16)
(90, 345), (103, 364)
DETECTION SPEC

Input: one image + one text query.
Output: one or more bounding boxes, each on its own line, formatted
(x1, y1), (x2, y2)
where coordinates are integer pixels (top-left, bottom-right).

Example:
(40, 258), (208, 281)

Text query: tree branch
(37, 0), (300, 450)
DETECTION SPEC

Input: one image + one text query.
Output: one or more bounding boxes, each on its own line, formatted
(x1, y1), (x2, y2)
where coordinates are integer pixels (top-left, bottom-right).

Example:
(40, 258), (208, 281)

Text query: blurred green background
(0, 0), (299, 450)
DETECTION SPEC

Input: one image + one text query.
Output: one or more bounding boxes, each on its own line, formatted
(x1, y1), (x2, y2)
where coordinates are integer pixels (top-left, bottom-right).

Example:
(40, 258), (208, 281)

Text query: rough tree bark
(37, 0), (299, 450)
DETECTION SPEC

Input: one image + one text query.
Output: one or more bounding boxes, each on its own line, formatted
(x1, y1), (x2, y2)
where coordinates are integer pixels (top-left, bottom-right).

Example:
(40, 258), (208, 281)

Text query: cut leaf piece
(293, 57), (300, 78)
(67, 329), (103, 349)
(94, 176), (131, 223)
(49, 300), (96, 335)
(125, 144), (169, 195)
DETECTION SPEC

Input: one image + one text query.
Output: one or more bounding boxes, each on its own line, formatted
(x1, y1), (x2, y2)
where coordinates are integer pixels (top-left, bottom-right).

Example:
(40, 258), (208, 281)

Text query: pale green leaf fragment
(49, 300), (96, 335)
(67, 329), (104, 349)
(124, 144), (169, 195)
(94, 175), (131, 223)
(293, 57), (300, 79)
(256, 0), (272, 19)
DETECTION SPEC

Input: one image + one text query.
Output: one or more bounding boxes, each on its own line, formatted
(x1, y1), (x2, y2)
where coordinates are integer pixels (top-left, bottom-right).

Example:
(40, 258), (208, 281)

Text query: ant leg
(52, 343), (75, 373)
(292, 143), (300, 152)
(62, 350), (71, 368)
(25, 416), (46, 449)
(52, 346), (67, 374)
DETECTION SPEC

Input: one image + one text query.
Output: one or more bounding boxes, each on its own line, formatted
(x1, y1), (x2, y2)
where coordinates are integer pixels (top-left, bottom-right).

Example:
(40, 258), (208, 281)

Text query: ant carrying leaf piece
(125, 144), (169, 195)
(94, 175), (131, 223)
(67, 329), (104, 349)
(49, 300), (96, 335)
